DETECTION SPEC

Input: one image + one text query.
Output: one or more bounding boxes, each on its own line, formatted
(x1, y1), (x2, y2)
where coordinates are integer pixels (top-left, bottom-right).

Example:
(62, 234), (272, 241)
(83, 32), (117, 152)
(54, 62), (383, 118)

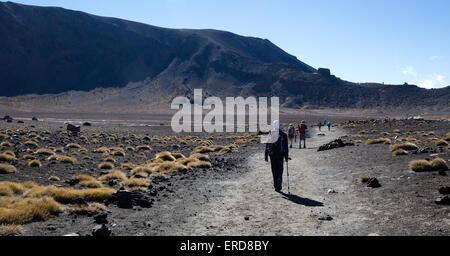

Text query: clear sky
(11, 0), (450, 88)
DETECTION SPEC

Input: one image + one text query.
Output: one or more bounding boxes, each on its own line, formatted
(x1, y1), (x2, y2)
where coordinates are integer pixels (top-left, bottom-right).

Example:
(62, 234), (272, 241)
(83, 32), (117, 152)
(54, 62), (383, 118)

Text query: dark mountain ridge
(0, 1), (448, 112)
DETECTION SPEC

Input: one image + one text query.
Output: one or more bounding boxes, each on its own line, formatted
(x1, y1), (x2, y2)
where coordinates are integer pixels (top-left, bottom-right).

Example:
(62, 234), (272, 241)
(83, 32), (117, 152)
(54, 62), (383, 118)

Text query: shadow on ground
(279, 192), (324, 207)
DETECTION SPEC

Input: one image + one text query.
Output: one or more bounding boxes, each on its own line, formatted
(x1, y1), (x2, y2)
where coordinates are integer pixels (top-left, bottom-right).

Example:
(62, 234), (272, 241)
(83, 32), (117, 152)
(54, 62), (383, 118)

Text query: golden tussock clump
(443, 134), (450, 142)
(0, 196), (62, 224)
(379, 132), (389, 136)
(98, 169), (127, 182)
(0, 224), (23, 236)
(122, 178), (150, 188)
(365, 138), (391, 145)
(359, 175), (371, 183)
(0, 164), (16, 174)
(187, 161), (212, 169)
(28, 159), (42, 167)
(126, 146), (135, 152)
(430, 158), (448, 171)
(393, 129), (401, 134)
(48, 176), (60, 181)
(190, 153), (210, 162)
(156, 162), (187, 174)
(136, 145), (151, 151)
(0, 153), (17, 162)
(409, 160), (433, 172)
(111, 150), (125, 157)
(79, 179), (103, 188)
(36, 148), (54, 156)
(24, 141), (38, 148)
(177, 158), (199, 166)
(389, 143), (418, 151)
(54, 147), (64, 153)
(66, 143), (81, 149)
(2, 150), (16, 158)
(132, 171), (148, 178)
(171, 152), (185, 159)
(94, 147), (109, 153)
(103, 156), (116, 163)
(121, 162), (136, 170)
(0, 141), (13, 147)
(191, 146), (215, 154)
(393, 149), (408, 156)
(28, 186), (115, 203)
(435, 139), (448, 147)
(155, 151), (176, 162)
(98, 162), (114, 170)
(66, 202), (106, 215)
(47, 155), (77, 164)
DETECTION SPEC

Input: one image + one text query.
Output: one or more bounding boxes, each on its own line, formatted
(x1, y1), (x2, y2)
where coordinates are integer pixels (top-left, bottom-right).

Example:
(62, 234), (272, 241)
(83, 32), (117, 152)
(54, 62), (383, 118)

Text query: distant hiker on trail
(265, 120), (289, 192)
(287, 124), (295, 148)
(298, 120), (308, 149)
(318, 120), (322, 131)
(327, 121), (331, 131)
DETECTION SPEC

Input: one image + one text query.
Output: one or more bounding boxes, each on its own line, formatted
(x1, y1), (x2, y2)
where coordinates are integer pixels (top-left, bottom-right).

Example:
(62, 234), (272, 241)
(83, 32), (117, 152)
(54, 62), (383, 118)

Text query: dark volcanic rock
(67, 124), (81, 133)
(435, 195), (450, 205)
(92, 224), (111, 236)
(318, 139), (354, 151)
(115, 190), (133, 209)
(367, 177), (381, 188)
(438, 186), (450, 195)
(93, 213), (108, 224)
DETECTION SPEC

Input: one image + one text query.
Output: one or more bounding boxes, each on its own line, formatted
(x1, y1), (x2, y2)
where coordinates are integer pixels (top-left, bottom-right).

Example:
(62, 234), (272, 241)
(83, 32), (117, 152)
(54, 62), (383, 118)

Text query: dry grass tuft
(192, 146), (215, 154)
(0, 153), (17, 162)
(157, 162), (188, 174)
(123, 178), (150, 188)
(66, 143), (81, 149)
(98, 162), (114, 170)
(430, 158), (448, 170)
(121, 163), (136, 170)
(409, 160), (433, 172)
(0, 141), (14, 147)
(28, 159), (42, 167)
(111, 150), (125, 157)
(393, 149), (408, 156)
(0, 196), (62, 224)
(36, 148), (54, 156)
(436, 139), (448, 147)
(29, 186), (115, 203)
(48, 176), (60, 181)
(155, 151), (176, 162)
(389, 143), (418, 151)
(0, 224), (23, 236)
(136, 145), (151, 151)
(366, 138), (391, 145)
(79, 179), (102, 188)
(187, 161), (212, 169)
(359, 175), (371, 183)
(177, 157), (199, 166)
(66, 202), (106, 215)
(171, 152), (186, 159)
(99, 169), (127, 182)
(0, 164), (16, 174)
(103, 156), (116, 163)
(24, 141), (38, 148)
(94, 147), (109, 153)
(190, 153), (210, 161)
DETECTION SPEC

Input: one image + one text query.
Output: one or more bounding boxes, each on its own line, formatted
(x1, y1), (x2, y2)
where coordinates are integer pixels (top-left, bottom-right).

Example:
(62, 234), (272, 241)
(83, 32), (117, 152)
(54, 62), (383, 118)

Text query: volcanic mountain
(0, 1), (448, 113)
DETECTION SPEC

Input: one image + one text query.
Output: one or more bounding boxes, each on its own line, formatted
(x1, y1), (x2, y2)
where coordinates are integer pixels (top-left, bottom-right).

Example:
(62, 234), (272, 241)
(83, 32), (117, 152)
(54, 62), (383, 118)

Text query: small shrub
(98, 162), (114, 170)
(390, 143), (418, 151)
(430, 158), (448, 170)
(36, 148), (54, 156)
(393, 149), (408, 156)
(98, 169), (127, 182)
(187, 161), (212, 169)
(66, 143), (81, 149)
(48, 176), (60, 181)
(436, 139), (448, 147)
(136, 145), (151, 151)
(123, 178), (150, 188)
(366, 138), (391, 145)
(155, 152), (176, 162)
(409, 160), (433, 172)
(0, 153), (17, 162)
(24, 141), (38, 148)
(0, 224), (23, 236)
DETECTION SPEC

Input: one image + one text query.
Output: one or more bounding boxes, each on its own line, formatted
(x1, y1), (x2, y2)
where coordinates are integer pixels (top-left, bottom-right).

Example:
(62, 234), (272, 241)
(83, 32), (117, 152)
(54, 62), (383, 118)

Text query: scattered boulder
(17, 120), (24, 124)
(67, 124), (81, 133)
(438, 186), (450, 195)
(6, 119), (12, 123)
(94, 213), (108, 224)
(115, 190), (133, 209)
(82, 122), (92, 126)
(31, 117), (38, 121)
(435, 195), (450, 205)
(92, 224), (111, 236)
(3, 115), (12, 120)
(367, 177), (381, 188)
(327, 189), (337, 194)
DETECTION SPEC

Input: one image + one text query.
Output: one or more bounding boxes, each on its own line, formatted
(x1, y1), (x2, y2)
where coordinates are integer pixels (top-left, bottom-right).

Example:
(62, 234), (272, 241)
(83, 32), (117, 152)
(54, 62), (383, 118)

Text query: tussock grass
(359, 175), (371, 183)
(190, 153), (210, 161)
(155, 152), (176, 162)
(28, 160), (42, 167)
(157, 162), (187, 174)
(47, 155), (77, 164)
(130, 166), (153, 174)
(389, 143), (418, 151)
(365, 138), (391, 145)
(171, 152), (185, 159)
(409, 160), (433, 172)
(24, 141), (38, 148)
(393, 149), (408, 156)
(0, 141), (13, 147)
(103, 157), (116, 163)
(66, 143), (81, 149)
(443, 134), (450, 142)
(132, 171), (148, 178)
(430, 158), (448, 170)
(67, 202), (106, 215)
(28, 186), (115, 203)
(123, 178), (150, 188)
(94, 147), (109, 153)
(177, 158), (199, 166)
(192, 146), (215, 154)
(136, 145), (151, 151)
(0, 196), (62, 224)
(98, 162), (114, 170)
(98, 169), (127, 182)
(36, 148), (54, 156)
(2, 150), (16, 158)
(0, 164), (16, 174)
(0, 153), (17, 162)
(121, 163), (136, 170)
(111, 150), (125, 156)
(436, 139), (448, 146)
(379, 132), (389, 136)
(187, 161), (212, 169)
(0, 224), (23, 236)
(393, 129), (401, 133)
(126, 146), (135, 152)
(48, 176), (60, 181)
(79, 179), (102, 188)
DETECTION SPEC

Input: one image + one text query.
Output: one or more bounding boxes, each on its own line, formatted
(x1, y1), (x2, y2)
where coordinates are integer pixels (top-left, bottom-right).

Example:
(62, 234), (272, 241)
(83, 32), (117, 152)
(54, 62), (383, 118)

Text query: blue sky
(12, 0), (450, 88)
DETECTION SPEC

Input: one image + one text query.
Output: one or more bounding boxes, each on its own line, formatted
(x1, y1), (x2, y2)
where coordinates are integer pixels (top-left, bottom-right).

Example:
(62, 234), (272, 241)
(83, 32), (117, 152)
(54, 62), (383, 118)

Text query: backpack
(288, 127), (295, 136)
(299, 123), (307, 133)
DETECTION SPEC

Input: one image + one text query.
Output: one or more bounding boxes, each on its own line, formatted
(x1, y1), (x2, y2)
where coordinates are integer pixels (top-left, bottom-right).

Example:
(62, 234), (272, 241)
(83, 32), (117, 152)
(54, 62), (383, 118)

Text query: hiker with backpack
(318, 120), (322, 131)
(298, 120), (308, 148)
(287, 124), (295, 148)
(265, 120), (289, 192)
(327, 121), (331, 131)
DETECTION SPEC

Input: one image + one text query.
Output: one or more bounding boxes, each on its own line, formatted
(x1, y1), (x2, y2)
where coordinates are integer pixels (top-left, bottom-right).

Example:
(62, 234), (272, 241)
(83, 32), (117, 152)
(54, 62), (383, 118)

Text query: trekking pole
(287, 157), (292, 194)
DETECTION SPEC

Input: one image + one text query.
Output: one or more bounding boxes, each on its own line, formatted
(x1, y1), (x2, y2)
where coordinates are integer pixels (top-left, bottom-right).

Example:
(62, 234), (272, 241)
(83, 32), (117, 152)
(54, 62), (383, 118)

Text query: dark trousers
(270, 156), (284, 190)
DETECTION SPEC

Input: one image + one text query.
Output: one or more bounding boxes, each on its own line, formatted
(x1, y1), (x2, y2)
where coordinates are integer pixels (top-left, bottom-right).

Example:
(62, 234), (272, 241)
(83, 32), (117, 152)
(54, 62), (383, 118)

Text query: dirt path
(169, 127), (373, 235)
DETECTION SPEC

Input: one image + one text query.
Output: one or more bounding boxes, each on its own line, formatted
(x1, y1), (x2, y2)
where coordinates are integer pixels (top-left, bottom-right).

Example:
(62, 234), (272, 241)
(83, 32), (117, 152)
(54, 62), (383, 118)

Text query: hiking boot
(290, 145), (292, 148)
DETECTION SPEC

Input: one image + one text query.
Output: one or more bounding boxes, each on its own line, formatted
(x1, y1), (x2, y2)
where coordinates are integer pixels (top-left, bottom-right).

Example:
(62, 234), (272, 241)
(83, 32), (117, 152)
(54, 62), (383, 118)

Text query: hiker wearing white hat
(265, 120), (289, 192)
